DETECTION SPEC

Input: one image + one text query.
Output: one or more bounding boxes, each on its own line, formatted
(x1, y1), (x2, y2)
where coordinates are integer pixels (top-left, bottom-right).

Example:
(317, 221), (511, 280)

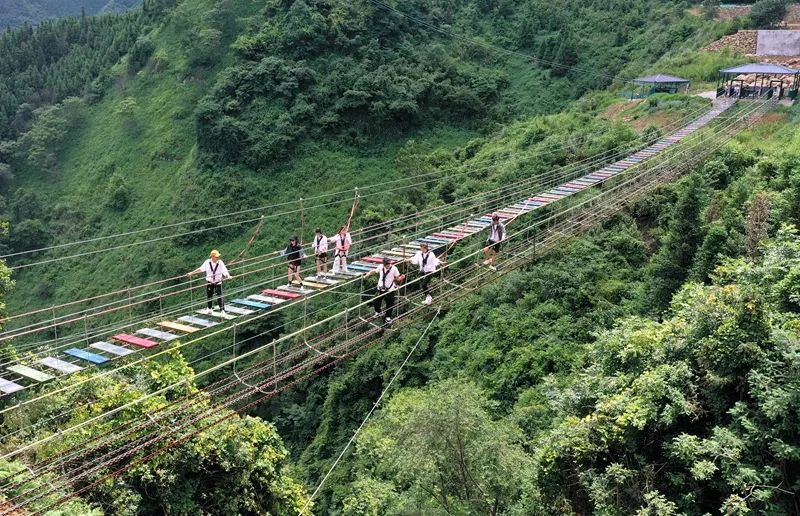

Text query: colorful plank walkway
(0, 100), (736, 395)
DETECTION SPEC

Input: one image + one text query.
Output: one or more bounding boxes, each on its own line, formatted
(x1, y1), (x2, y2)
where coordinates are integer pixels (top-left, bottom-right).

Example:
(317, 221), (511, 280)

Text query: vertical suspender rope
(300, 198), (305, 246)
(51, 306), (58, 348)
(228, 215), (266, 266)
(346, 188), (360, 232)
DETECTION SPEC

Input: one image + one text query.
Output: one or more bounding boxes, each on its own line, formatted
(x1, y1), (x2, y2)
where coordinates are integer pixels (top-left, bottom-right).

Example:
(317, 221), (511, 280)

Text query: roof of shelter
(719, 63), (799, 75)
(632, 74), (690, 84)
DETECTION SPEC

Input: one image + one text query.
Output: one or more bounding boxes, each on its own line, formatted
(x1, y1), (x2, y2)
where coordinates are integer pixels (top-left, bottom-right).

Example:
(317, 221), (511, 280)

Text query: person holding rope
(365, 257), (401, 323)
(331, 225), (352, 274)
(482, 214), (506, 271)
(410, 242), (440, 306)
(282, 236), (306, 289)
(188, 249), (232, 315)
(312, 227), (329, 277)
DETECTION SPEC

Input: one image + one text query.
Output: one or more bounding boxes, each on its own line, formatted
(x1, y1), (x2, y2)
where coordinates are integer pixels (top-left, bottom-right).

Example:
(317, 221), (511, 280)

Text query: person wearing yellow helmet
(188, 249), (232, 314)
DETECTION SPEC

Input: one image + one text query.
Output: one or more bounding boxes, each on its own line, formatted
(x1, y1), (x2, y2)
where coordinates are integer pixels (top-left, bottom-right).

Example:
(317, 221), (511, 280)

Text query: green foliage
(105, 171), (132, 211)
(128, 35), (155, 73)
(8, 217), (50, 251)
(20, 97), (85, 173)
(0, 10), (149, 140)
(701, 0), (720, 21)
(347, 379), (534, 515)
(644, 174), (707, 313)
(0, 352), (310, 514)
(0, 0), (141, 28)
(749, 0), (789, 29)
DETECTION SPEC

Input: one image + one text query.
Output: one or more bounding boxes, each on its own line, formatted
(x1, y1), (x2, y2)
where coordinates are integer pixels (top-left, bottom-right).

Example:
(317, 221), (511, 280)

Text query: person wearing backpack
(187, 249), (232, 315)
(365, 257), (401, 323)
(282, 236), (306, 289)
(410, 242), (440, 305)
(482, 214), (505, 271)
(312, 227), (329, 277)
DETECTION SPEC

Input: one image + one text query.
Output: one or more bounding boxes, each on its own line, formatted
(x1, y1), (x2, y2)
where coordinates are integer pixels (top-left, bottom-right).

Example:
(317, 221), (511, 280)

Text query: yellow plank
(301, 281), (329, 289)
(158, 321), (200, 333)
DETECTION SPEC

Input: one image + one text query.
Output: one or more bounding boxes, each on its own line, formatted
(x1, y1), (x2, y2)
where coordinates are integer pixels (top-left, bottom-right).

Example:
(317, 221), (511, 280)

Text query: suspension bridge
(0, 94), (777, 514)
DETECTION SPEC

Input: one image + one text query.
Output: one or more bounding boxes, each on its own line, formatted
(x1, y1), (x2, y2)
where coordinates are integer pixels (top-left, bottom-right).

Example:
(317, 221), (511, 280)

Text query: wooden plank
(91, 341), (136, 356)
(280, 286), (312, 295)
(7, 364), (55, 382)
(222, 306), (255, 316)
(62, 349), (109, 365)
(263, 288), (302, 299)
(137, 328), (181, 341)
(158, 321), (201, 333)
(248, 294), (284, 305)
(301, 281), (329, 289)
(231, 298), (270, 309)
(0, 378), (24, 394)
(113, 333), (160, 349)
(199, 310), (237, 320)
(306, 275), (340, 284)
(39, 357), (83, 374)
(177, 316), (218, 328)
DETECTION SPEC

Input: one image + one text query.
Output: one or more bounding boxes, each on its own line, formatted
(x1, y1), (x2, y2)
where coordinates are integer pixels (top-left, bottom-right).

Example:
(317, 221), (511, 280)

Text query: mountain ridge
(0, 0), (141, 28)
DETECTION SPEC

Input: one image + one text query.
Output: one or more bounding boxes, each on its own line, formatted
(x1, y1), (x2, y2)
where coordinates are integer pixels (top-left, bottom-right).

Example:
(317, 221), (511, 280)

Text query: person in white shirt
(410, 242), (440, 305)
(188, 249), (232, 314)
(365, 257), (401, 323)
(482, 214), (505, 271)
(312, 227), (329, 277)
(331, 226), (352, 274)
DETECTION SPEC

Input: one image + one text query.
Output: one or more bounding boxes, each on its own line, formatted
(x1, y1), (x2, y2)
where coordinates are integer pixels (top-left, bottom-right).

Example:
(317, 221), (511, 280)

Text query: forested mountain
(0, 0), (141, 28)
(2, 0), (800, 514)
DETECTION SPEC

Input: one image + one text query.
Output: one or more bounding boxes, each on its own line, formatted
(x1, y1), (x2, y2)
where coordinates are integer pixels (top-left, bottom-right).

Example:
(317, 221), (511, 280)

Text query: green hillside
(1, 0), (741, 314)
(5, 1), (800, 515)
(0, 0), (141, 28)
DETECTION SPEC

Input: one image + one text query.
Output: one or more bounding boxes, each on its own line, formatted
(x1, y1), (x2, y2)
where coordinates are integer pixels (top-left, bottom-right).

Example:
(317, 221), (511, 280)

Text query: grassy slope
(5, 6), (747, 319)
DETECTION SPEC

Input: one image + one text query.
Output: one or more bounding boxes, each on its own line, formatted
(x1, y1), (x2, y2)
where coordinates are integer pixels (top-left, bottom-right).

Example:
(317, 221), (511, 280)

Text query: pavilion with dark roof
(717, 63), (799, 99)
(629, 74), (691, 99)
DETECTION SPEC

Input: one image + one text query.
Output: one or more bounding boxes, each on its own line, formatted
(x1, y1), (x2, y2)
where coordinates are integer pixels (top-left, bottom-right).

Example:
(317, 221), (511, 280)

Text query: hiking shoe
(489, 265), (497, 272)
(373, 312), (381, 319)
(425, 295), (432, 305)
(385, 317), (393, 324)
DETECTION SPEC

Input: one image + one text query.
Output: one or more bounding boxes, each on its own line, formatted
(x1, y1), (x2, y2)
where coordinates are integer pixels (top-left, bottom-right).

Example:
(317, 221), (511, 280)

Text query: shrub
(749, 0), (789, 28)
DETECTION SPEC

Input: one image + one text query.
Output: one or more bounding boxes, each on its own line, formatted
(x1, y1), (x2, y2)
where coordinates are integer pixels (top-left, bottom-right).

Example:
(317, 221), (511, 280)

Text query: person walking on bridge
(365, 257), (401, 323)
(282, 236), (306, 289)
(482, 214), (505, 271)
(410, 242), (440, 305)
(188, 249), (232, 315)
(331, 225), (352, 274)
(312, 227), (329, 277)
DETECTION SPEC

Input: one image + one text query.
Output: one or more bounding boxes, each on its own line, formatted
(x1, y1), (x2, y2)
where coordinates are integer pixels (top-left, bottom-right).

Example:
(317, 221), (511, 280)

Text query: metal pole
(51, 306), (58, 346)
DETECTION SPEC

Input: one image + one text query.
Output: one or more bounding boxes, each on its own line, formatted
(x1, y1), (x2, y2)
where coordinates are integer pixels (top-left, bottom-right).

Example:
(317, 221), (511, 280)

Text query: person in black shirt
(283, 236), (305, 289)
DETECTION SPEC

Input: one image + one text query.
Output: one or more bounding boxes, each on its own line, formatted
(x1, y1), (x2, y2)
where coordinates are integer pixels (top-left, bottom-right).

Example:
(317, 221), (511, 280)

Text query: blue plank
(231, 298), (270, 309)
(64, 348), (109, 364)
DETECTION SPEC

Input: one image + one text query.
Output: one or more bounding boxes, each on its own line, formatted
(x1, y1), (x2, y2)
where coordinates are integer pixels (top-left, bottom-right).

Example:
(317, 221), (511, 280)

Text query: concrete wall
(757, 30), (800, 56)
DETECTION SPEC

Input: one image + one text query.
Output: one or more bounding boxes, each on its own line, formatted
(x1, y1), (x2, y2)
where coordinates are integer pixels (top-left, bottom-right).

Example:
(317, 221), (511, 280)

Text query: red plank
(262, 289), (302, 299)
(361, 256), (384, 264)
(113, 333), (159, 349)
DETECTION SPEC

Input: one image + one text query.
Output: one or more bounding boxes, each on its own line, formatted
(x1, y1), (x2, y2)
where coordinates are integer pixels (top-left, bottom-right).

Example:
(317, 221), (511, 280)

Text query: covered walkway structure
(717, 63), (800, 99)
(629, 74), (691, 99)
